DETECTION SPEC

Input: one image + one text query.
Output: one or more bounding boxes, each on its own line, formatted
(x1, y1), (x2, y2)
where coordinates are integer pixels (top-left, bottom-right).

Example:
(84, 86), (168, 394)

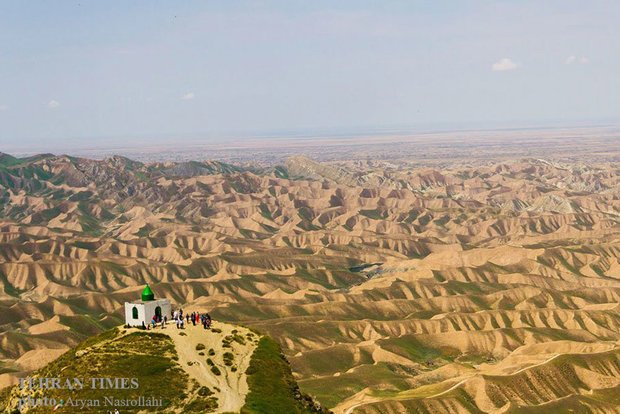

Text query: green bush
(197, 386), (214, 397)
(232, 334), (246, 345)
(223, 352), (235, 366)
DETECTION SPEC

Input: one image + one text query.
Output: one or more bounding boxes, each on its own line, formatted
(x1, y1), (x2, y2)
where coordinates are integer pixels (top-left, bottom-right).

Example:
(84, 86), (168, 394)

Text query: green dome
(141, 284), (155, 301)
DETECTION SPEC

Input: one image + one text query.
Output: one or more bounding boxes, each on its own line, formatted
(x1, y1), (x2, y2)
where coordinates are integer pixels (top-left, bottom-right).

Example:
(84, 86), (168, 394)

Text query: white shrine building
(124, 284), (171, 327)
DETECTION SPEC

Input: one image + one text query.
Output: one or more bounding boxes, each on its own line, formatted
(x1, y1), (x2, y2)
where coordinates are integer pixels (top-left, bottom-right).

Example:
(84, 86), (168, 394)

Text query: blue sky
(1, 1), (619, 151)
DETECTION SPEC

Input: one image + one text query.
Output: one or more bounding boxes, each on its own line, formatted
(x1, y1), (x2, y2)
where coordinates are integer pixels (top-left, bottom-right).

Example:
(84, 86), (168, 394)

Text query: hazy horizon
(5, 120), (620, 158)
(2, 0), (620, 152)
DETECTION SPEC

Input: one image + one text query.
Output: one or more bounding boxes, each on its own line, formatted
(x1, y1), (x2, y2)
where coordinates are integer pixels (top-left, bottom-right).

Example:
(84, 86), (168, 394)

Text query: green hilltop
(0, 327), (329, 414)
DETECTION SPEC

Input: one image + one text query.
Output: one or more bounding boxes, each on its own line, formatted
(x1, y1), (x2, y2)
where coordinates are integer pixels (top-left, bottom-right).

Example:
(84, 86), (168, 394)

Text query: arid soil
(0, 151), (618, 412)
(154, 321), (258, 413)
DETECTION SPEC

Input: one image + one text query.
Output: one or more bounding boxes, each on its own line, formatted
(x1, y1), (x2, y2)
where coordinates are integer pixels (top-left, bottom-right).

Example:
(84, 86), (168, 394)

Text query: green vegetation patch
(184, 396), (218, 413)
(291, 344), (373, 378)
(223, 351), (235, 366)
(242, 336), (319, 414)
(0, 153), (22, 167)
(68, 240), (98, 250)
(77, 201), (104, 236)
(258, 203), (273, 220)
(274, 166), (289, 179)
(1, 329), (190, 413)
(299, 362), (411, 409)
(377, 335), (457, 363)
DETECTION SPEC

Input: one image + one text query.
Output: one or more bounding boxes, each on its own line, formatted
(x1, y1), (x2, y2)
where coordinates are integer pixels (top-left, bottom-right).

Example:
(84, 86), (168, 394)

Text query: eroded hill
(0, 153), (618, 412)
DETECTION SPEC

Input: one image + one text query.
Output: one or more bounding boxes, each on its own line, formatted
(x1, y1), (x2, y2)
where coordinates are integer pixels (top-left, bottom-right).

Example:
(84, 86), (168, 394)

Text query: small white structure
(124, 285), (171, 327)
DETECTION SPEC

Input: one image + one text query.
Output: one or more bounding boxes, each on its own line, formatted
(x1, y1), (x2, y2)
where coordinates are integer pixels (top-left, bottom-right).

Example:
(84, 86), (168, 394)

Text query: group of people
(136, 309), (212, 330)
(172, 309), (212, 330)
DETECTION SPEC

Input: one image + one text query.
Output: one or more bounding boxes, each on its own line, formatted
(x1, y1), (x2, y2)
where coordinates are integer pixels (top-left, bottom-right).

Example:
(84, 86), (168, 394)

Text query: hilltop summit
(0, 322), (329, 413)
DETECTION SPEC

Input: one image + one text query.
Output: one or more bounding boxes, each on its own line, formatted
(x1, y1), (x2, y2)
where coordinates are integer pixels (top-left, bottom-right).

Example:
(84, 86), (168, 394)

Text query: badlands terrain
(0, 149), (618, 412)
(1, 321), (326, 413)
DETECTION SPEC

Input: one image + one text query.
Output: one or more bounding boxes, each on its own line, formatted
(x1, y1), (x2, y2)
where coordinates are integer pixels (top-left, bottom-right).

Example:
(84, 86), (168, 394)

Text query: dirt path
(156, 320), (260, 413)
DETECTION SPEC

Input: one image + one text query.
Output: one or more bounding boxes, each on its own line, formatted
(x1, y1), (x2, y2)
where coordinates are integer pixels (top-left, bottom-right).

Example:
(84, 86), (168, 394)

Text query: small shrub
(223, 352), (234, 366)
(212, 328), (222, 333)
(232, 334), (246, 345)
(197, 386), (214, 397)
(206, 358), (214, 366)
(195, 343), (206, 351)
(208, 348), (215, 356)
(210, 365), (221, 376)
